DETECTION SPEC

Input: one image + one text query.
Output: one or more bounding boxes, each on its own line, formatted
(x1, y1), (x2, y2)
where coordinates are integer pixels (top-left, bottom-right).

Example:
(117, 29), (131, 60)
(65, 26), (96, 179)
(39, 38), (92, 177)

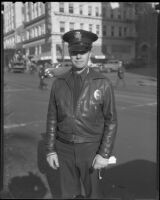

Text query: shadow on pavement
(99, 159), (157, 199)
(0, 172), (47, 199)
(37, 134), (61, 199)
(37, 134), (158, 199)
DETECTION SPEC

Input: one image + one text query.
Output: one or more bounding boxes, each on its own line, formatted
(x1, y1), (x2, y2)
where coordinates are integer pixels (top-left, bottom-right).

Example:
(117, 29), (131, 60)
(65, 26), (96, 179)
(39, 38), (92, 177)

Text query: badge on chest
(93, 89), (102, 101)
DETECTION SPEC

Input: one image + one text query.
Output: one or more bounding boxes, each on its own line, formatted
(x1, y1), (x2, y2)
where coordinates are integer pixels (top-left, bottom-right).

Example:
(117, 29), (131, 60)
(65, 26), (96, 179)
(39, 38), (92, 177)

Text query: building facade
(3, 2), (137, 64)
(135, 3), (157, 66)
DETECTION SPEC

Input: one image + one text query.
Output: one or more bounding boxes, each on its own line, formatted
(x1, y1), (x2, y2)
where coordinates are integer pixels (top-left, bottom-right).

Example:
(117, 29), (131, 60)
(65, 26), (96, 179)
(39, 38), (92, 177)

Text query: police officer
(45, 29), (118, 198)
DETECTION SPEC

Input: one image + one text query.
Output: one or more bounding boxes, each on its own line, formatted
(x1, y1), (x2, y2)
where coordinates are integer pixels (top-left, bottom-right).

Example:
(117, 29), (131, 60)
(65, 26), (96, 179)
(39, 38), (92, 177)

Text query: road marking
(115, 93), (156, 102)
(4, 88), (34, 92)
(4, 120), (45, 129)
(4, 123), (26, 129)
(120, 102), (157, 110)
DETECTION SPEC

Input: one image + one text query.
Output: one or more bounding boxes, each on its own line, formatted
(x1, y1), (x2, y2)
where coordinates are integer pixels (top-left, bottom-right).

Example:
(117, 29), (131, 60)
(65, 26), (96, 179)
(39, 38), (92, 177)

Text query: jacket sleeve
(45, 80), (57, 154)
(97, 80), (118, 158)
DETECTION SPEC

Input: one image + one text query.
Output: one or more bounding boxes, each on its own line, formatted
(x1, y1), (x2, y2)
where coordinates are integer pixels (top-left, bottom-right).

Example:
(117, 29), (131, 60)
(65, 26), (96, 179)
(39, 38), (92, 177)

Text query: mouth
(75, 61), (83, 64)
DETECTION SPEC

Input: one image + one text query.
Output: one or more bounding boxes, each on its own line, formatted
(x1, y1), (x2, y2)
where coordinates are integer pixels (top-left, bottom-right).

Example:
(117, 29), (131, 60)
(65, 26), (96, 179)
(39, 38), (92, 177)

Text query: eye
(70, 51), (88, 56)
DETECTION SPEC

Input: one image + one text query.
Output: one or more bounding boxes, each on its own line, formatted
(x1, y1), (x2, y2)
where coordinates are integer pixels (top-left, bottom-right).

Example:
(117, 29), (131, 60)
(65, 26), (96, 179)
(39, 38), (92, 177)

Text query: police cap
(62, 29), (98, 52)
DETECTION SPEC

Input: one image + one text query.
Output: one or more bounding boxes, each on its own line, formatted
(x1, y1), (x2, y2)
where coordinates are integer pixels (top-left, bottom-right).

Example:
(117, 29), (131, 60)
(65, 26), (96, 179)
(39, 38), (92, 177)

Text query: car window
(108, 60), (118, 64)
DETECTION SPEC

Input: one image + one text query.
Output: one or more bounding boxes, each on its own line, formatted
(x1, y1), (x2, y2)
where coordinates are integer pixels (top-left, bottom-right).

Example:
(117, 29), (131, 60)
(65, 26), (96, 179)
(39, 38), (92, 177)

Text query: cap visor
(69, 45), (91, 52)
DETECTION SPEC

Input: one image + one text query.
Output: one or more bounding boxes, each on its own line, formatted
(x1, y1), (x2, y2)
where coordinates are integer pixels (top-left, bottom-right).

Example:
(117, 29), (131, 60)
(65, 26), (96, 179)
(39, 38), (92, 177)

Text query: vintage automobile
(100, 60), (121, 72)
(10, 61), (26, 73)
(44, 62), (71, 78)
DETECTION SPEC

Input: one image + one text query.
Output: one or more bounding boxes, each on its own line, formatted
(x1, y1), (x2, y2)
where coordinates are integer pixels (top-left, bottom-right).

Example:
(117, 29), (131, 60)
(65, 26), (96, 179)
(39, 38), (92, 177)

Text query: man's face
(69, 50), (91, 69)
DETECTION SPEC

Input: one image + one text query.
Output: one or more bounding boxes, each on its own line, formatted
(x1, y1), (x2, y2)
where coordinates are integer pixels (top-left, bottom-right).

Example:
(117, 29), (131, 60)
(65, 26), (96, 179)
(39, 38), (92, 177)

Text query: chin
(74, 64), (85, 68)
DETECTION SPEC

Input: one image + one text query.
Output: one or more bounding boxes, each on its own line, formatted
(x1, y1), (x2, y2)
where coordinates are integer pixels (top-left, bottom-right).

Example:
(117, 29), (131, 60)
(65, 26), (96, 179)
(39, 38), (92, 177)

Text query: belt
(56, 136), (75, 145)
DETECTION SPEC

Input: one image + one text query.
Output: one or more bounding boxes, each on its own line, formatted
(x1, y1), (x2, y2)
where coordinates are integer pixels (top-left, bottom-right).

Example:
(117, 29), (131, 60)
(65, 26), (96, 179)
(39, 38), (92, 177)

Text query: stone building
(135, 3), (157, 66)
(3, 2), (137, 64)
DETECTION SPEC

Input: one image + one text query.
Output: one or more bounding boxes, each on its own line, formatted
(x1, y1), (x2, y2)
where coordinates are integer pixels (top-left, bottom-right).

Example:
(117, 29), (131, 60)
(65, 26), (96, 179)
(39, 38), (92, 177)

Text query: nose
(76, 53), (81, 59)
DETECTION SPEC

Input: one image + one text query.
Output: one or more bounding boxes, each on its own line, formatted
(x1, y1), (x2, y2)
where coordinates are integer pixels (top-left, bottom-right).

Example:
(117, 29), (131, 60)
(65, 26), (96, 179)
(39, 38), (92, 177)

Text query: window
(119, 27), (122, 37)
(110, 9), (114, 19)
(38, 25), (42, 36)
(69, 22), (74, 31)
(40, 2), (45, 15)
(96, 24), (100, 35)
(102, 7), (106, 18)
(37, 2), (41, 16)
(88, 6), (92, 16)
(103, 25), (106, 36)
(118, 10), (121, 19)
(111, 26), (114, 36)
(79, 4), (83, 15)
(41, 24), (45, 34)
(31, 3), (34, 19)
(34, 3), (38, 18)
(69, 3), (74, 14)
(80, 23), (84, 29)
(95, 7), (99, 16)
(26, 31), (29, 40)
(124, 27), (127, 36)
(123, 10), (126, 19)
(31, 28), (34, 38)
(39, 45), (42, 54)
(35, 27), (38, 37)
(60, 21), (65, 32)
(89, 24), (92, 32)
(35, 46), (38, 55)
(59, 2), (64, 12)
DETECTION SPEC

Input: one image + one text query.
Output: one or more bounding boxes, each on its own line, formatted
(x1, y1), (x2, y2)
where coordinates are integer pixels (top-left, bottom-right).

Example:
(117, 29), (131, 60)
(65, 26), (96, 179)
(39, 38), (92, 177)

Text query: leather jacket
(46, 67), (117, 158)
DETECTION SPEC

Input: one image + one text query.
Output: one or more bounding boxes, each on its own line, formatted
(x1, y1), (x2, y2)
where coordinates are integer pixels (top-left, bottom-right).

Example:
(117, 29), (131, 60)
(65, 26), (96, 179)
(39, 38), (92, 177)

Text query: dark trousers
(55, 139), (103, 199)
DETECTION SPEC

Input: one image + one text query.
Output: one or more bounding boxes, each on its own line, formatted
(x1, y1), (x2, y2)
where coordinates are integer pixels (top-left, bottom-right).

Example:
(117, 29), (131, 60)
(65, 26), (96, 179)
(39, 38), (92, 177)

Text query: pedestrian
(115, 61), (126, 88)
(45, 29), (118, 199)
(38, 64), (47, 89)
(30, 61), (36, 75)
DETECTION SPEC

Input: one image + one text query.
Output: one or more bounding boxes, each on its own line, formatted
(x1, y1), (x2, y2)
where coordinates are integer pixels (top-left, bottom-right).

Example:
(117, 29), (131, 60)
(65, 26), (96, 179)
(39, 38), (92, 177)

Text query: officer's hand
(92, 154), (109, 170)
(46, 153), (59, 170)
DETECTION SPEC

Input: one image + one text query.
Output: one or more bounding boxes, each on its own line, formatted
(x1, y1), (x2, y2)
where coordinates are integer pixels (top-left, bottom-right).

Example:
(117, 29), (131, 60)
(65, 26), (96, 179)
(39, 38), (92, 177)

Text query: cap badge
(74, 31), (82, 41)
(94, 90), (102, 101)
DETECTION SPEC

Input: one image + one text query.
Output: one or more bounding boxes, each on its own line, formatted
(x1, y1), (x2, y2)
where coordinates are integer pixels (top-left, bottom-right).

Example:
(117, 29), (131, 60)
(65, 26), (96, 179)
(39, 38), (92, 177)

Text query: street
(2, 68), (157, 199)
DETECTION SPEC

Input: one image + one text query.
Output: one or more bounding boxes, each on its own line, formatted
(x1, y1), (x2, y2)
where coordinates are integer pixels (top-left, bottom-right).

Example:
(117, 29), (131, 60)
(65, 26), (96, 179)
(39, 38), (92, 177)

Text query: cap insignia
(74, 31), (82, 41)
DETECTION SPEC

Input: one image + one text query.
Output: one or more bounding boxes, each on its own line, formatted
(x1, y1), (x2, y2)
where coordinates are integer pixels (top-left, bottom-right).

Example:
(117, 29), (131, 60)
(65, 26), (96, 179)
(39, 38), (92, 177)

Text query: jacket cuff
(47, 152), (57, 157)
(97, 150), (110, 159)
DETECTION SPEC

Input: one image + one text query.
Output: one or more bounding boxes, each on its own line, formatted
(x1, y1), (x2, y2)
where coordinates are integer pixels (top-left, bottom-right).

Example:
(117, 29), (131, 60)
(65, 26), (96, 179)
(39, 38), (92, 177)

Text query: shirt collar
(72, 67), (88, 82)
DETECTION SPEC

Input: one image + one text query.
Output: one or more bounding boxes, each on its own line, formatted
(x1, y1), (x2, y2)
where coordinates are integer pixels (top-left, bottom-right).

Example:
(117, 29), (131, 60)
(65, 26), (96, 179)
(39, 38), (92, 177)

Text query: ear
(88, 51), (92, 59)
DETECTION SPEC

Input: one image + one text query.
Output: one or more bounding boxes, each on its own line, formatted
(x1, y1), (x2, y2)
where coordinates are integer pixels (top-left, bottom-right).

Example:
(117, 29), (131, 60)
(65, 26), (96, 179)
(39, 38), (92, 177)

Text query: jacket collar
(58, 67), (105, 82)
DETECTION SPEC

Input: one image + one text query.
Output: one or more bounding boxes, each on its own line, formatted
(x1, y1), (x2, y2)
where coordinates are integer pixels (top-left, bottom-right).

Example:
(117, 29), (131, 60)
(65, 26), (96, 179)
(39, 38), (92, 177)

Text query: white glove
(46, 152), (59, 170)
(92, 154), (109, 170)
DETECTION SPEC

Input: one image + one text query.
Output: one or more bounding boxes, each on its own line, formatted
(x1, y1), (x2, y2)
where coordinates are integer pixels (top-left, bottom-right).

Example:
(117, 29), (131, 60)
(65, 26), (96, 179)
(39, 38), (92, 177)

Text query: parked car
(101, 60), (121, 72)
(89, 63), (101, 72)
(44, 62), (71, 78)
(10, 61), (26, 73)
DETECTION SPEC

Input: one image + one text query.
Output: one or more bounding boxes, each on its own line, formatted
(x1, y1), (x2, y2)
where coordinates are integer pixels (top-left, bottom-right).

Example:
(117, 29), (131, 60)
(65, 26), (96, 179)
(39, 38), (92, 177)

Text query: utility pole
(155, 3), (159, 199)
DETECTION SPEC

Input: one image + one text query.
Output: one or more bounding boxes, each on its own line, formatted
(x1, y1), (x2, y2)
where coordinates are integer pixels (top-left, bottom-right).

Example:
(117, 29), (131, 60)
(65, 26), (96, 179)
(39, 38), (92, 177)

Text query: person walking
(45, 29), (118, 199)
(38, 65), (47, 90)
(115, 61), (126, 88)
